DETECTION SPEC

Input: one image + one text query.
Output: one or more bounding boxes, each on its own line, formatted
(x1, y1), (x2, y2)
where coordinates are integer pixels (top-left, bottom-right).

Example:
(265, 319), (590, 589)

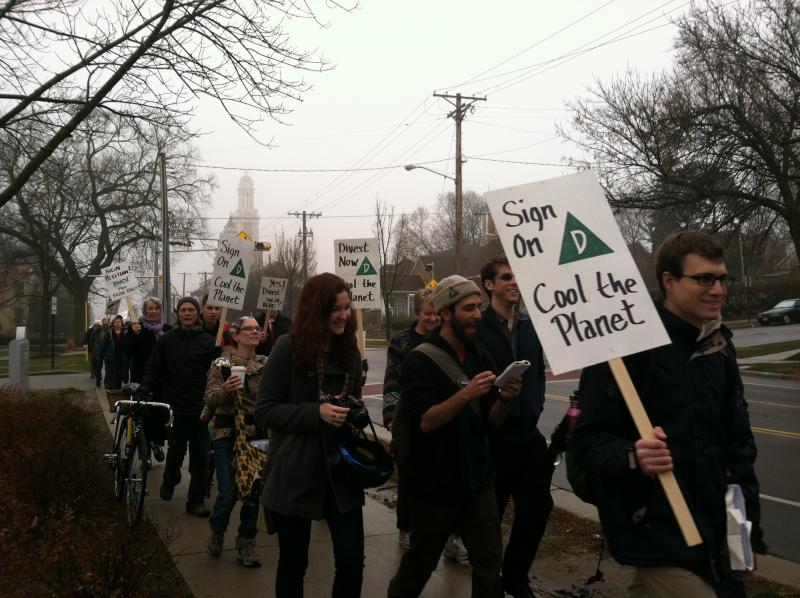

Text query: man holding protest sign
(572, 231), (765, 597)
(476, 256), (551, 598)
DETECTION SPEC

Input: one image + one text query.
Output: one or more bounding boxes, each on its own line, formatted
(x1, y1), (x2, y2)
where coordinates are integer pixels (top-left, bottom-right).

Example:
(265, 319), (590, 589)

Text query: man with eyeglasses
(572, 231), (766, 598)
(476, 256), (551, 598)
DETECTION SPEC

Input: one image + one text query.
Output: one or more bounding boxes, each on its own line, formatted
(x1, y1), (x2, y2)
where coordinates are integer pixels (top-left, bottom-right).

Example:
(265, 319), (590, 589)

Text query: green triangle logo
(230, 258), (247, 278)
(356, 256), (378, 276)
(558, 213), (614, 265)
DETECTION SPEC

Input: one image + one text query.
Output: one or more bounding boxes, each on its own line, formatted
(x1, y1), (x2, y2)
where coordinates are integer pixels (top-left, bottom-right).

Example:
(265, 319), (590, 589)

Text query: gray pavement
(7, 370), (800, 595)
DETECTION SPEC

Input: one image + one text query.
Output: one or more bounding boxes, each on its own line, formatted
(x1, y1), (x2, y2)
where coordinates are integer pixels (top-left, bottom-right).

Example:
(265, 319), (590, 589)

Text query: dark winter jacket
(476, 305), (547, 446)
(138, 325), (215, 416)
(125, 323), (173, 383)
(255, 334), (364, 520)
(255, 312), (292, 357)
(398, 331), (497, 504)
(382, 324), (428, 421)
(571, 306), (764, 583)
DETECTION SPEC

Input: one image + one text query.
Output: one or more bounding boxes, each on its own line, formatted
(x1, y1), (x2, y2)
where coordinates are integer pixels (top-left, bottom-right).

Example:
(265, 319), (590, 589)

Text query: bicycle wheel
(126, 433), (149, 525)
(112, 415), (129, 501)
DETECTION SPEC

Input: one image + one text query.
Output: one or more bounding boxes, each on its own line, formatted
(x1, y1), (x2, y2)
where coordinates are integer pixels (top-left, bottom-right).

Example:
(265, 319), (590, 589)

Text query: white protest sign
(101, 261), (141, 302)
(257, 277), (288, 311)
(207, 232), (254, 309)
(485, 171), (670, 375)
(334, 238), (381, 309)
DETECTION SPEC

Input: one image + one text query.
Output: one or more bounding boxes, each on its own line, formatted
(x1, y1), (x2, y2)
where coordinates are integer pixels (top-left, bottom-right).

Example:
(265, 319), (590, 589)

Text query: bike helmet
(337, 433), (394, 489)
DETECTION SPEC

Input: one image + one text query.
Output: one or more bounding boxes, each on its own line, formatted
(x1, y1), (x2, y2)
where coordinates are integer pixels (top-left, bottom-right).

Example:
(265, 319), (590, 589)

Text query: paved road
(363, 341), (800, 564)
(730, 322), (800, 347)
(541, 377), (800, 564)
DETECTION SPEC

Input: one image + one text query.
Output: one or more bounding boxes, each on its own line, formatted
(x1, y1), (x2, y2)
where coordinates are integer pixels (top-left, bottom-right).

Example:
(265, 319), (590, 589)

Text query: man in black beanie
(138, 296), (216, 516)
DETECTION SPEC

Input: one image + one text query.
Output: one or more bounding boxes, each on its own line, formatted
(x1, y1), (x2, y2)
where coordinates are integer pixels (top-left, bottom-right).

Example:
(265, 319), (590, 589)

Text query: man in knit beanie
(389, 275), (522, 597)
(138, 296), (215, 517)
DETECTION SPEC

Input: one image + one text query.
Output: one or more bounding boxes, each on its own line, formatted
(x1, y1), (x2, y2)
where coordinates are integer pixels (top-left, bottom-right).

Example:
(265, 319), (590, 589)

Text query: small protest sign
(207, 232), (254, 309)
(257, 277), (288, 311)
(101, 261), (142, 302)
(334, 238), (381, 309)
(485, 171), (669, 374)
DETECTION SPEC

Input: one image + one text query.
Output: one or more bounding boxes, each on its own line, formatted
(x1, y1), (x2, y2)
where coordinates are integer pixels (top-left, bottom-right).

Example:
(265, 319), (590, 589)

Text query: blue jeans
(209, 435), (258, 539)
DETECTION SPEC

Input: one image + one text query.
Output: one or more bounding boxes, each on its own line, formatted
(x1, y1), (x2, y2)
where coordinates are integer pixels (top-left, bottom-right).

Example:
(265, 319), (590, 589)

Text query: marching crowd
(85, 230), (764, 598)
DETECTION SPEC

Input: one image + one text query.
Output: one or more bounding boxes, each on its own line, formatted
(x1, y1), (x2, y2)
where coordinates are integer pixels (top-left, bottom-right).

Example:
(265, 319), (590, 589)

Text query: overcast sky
(174, 0), (694, 295)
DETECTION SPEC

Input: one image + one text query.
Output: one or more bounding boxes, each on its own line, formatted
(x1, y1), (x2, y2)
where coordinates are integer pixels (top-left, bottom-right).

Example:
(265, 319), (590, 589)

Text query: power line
(468, 156), (579, 167)
(441, 0), (619, 91)
(195, 157), (452, 174)
(476, 0), (692, 96)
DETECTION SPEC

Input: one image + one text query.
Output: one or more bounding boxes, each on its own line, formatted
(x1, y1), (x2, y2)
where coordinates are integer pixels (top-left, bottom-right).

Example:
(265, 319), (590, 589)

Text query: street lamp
(404, 164), (456, 181)
(404, 163), (463, 274)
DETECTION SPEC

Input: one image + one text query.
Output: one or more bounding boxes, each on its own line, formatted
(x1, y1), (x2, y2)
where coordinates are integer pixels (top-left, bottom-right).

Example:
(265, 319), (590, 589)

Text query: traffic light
(254, 241), (271, 251)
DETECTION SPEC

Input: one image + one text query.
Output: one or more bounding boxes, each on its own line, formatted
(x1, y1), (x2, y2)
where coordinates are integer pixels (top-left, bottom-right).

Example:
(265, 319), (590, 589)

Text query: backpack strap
(412, 342), (467, 387)
(412, 342), (484, 414)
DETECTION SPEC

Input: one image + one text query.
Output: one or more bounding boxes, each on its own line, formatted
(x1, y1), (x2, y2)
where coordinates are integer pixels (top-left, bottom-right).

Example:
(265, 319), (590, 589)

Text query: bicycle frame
(106, 398), (173, 524)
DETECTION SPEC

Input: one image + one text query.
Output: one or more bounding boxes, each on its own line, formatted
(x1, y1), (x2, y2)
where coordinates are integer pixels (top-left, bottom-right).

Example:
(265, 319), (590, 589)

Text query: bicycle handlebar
(114, 399), (174, 428)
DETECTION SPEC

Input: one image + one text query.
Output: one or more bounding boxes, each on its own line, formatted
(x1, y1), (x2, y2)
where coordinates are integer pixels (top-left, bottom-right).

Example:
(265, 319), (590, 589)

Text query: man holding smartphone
(477, 256), (552, 598)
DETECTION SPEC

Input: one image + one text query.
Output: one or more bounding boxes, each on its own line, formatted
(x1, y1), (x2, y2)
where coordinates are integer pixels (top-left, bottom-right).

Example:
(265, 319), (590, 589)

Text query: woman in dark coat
(255, 273), (365, 598)
(102, 315), (128, 389)
(125, 296), (171, 383)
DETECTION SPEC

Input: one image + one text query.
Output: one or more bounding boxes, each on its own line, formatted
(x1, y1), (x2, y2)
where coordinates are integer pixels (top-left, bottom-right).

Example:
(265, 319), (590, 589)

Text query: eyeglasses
(677, 273), (734, 287)
(497, 273), (515, 281)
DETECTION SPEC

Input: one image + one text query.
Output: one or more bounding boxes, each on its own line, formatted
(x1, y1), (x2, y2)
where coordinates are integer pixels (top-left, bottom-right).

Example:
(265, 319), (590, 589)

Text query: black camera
(330, 395), (371, 430)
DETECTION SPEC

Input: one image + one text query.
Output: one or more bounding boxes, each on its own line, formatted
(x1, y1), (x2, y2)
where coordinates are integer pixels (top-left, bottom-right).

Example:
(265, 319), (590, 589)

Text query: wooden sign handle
(215, 307), (228, 347)
(124, 296), (139, 323)
(355, 309), (366, 357)
(607, 357), (703, 547)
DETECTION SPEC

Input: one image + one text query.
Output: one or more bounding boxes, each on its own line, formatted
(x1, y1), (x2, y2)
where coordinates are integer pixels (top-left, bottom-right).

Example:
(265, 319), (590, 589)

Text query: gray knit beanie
(431, 275), (481, 313)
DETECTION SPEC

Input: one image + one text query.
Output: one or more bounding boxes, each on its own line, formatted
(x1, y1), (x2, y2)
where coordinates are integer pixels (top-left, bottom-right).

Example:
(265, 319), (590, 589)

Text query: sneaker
(152, 445), (165, 463)
(187, 501), (211, 517)
(398, 530), (411, 551)
(443, 534), (470, 566)
(207, 530), (224, 558)
(236, 537), (262, 568)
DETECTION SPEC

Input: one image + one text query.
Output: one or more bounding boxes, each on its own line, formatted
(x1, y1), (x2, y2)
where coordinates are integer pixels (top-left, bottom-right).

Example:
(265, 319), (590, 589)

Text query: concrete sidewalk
(8, 372), (800, 596)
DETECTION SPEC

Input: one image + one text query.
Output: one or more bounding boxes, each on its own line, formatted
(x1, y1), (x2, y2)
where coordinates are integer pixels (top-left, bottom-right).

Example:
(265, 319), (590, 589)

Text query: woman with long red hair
(256, 272), (365, 598)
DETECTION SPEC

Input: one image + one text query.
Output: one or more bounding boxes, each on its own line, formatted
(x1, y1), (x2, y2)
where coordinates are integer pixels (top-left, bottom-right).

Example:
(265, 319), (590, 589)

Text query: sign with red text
(334, 238), (381, 309)
(257, 277), (287, 311)
(207, 232), (254, 308)
(485, 171), (669, 374)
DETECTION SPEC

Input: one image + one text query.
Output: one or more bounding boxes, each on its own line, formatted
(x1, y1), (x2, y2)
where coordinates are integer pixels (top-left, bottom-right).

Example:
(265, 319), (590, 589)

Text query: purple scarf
(142, 317), (165, 337)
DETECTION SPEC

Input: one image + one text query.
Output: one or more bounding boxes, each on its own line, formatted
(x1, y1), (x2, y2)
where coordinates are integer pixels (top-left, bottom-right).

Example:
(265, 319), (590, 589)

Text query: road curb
(740, 369), (800, 381)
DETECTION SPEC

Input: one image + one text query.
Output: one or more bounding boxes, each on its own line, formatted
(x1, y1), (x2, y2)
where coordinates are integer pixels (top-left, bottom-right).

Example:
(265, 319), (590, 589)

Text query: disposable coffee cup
(230, 365), (246, 389)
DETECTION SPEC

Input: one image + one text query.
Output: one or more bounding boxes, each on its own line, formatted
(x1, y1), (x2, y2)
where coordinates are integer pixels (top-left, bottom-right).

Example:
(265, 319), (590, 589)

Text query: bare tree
(0, 112), (212, 339)
(0, 0), (353, 209)
(430, 190), (489, 251)
(372, 197), (412, 339)
(562, 0), (800, 259)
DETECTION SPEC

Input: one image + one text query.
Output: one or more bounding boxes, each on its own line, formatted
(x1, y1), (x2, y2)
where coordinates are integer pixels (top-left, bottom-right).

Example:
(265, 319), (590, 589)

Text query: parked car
(758, 298), (800, 326)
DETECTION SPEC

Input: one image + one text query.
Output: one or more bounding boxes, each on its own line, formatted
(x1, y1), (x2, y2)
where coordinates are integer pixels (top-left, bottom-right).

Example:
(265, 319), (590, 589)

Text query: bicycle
(103, 383), (172, 525)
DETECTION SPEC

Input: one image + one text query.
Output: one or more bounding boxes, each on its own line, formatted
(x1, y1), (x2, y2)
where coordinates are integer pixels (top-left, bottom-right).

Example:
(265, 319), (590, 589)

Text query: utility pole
(159, 152), (170, 319)
(288, 210), (321, 283)
(433, 92), (486, 275)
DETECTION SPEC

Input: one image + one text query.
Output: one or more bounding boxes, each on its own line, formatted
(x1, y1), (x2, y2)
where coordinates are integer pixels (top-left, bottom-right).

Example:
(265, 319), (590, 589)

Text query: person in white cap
(388, 275), (522, 598)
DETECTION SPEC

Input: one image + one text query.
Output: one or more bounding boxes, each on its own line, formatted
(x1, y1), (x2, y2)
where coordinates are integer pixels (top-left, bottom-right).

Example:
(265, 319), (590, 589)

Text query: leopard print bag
(232, 389), (267, 506)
